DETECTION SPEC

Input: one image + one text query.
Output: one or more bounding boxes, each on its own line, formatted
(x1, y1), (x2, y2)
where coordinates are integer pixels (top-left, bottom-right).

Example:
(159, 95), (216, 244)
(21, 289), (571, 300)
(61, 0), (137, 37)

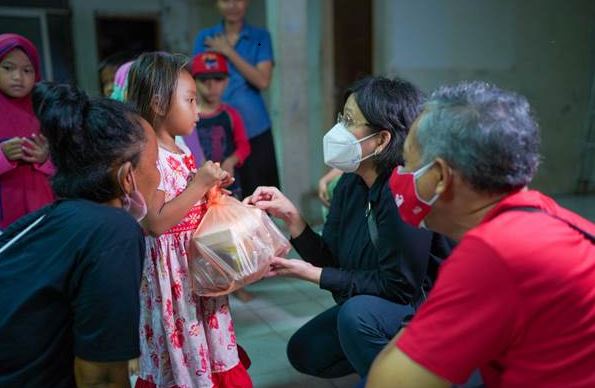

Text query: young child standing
(185, 52), (250, 198)
(0, 33), (53, 229)
(127, 52), (252, 388)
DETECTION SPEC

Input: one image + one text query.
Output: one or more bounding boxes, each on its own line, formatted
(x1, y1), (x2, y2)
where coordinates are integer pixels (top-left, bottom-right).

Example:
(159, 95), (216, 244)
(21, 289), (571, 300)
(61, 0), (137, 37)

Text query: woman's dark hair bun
(32, 81), (89, 146)
(30, 81), (146, 203)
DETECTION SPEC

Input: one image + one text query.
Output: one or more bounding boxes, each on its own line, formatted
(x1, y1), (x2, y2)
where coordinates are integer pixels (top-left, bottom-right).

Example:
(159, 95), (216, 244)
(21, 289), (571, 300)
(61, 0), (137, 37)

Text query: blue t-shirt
(193, 22), (274, 139)
(0, 200), (145, 387)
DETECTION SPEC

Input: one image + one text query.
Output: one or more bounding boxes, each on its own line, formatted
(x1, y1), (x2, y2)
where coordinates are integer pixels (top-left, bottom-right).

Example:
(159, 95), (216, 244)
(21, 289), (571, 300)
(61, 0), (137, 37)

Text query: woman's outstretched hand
(243, 186), (306, 237)
(266, 256), (322, 285)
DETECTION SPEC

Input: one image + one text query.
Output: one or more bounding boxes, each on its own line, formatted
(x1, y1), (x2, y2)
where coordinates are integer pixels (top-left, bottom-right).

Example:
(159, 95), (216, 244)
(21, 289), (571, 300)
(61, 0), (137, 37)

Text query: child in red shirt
(184, 52), (251, 198)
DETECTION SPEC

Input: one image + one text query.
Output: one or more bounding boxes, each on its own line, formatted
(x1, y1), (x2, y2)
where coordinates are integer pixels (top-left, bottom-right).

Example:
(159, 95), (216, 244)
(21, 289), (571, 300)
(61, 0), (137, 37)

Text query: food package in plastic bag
(189, 188), (291, 296)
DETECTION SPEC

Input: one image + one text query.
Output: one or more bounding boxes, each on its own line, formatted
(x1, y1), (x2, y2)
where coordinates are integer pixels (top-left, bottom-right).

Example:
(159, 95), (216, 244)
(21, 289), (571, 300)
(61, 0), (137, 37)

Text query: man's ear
(434, 157), (453, 196)
(117, 161), (134, 195)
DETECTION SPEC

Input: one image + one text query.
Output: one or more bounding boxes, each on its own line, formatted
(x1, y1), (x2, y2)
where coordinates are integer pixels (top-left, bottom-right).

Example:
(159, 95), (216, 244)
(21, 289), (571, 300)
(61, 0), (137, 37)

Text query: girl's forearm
(143, 183), (210, 236)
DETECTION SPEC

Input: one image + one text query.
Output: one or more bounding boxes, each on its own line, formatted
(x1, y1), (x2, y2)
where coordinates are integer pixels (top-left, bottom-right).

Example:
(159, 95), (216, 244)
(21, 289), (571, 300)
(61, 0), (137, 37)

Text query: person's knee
(336, 295), (378, 338)
(286, 329), (315, 374)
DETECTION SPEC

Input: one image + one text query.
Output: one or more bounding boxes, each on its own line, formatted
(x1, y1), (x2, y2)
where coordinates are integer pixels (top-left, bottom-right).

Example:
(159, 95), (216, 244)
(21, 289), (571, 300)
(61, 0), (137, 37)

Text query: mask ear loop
(355, 131), (379, 144)
(413, 161), (440, 206)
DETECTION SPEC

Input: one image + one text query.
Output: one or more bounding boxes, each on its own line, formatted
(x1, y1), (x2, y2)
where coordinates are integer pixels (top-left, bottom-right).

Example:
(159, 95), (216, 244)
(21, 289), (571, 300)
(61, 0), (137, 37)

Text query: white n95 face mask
(323, 122), (378, 172)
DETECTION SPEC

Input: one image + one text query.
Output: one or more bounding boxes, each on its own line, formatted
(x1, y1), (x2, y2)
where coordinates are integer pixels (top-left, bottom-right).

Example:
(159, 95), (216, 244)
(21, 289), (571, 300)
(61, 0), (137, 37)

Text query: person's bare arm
(142, 179), (210, 236)
(226, 53), (272, 90)
(205, 35), (273, 90)
(367, 332), (450, 388)
(74, 358), (131, 388)
(142, 161), (231, 236)
(318, 168), (343, 207)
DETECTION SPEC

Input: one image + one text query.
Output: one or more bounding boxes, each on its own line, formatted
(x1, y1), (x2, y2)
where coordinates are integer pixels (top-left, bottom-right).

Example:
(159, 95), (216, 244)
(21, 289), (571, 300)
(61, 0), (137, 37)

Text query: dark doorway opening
(332, 0), (373, 114)
(94, 14), (160, 93)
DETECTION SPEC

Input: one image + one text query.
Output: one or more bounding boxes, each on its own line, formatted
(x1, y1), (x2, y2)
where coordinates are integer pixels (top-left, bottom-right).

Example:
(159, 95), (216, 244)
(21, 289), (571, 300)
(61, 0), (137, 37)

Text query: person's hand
(243, 186), (306, 237)
(205, 34), (233, 57)
(318, 176), (331, 207)
(218, 171), (235, 189)
(1, 137), (25, 161)
(243, 186), (296, 222)
(21, 134), (50, 164)
(317, 168), (342, 207)
(221, 156), (237, 177)
(266, 257), (322, 284)
(192, 160), (231, 190)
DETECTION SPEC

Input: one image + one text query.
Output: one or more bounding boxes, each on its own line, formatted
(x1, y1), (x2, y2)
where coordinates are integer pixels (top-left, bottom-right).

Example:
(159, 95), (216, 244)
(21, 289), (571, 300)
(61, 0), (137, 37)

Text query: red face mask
(389, 162), (438, 228)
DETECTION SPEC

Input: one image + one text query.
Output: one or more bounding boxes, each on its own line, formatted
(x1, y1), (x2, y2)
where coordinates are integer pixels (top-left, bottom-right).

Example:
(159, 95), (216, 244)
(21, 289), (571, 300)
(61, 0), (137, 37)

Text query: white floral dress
(137, 145), (243, 388)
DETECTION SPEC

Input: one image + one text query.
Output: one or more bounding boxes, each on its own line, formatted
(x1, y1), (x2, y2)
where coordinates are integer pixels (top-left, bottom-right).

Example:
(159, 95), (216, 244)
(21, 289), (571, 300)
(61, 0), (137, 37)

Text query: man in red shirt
(368, 81), (595, 387)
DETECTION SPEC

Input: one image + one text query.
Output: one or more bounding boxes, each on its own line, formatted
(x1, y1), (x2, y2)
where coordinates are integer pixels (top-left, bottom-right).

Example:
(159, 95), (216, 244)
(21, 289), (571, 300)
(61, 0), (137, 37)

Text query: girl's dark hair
(344, 76), (425, 173)
(32, 81), (146, 202)
(126, 51), (190, 126)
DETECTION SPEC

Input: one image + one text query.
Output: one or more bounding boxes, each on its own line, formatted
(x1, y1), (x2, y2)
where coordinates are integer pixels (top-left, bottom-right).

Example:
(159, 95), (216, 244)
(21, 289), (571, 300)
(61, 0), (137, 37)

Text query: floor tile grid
(231, 277), (360, 387)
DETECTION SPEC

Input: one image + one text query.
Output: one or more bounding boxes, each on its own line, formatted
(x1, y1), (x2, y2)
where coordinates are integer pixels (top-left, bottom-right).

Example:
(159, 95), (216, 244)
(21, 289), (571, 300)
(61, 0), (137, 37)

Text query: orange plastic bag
(189, 188), (290, 296)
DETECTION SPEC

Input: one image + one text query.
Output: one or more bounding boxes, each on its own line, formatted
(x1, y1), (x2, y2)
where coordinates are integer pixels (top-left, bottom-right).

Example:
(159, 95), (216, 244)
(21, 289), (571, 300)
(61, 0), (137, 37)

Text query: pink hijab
(0, 33), (42, 139)
(0, 33), (53, 228)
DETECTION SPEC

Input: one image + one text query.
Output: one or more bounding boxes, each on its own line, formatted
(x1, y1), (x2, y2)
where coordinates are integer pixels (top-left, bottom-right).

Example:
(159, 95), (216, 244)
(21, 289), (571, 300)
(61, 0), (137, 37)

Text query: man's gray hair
(416, 81), (541, 193)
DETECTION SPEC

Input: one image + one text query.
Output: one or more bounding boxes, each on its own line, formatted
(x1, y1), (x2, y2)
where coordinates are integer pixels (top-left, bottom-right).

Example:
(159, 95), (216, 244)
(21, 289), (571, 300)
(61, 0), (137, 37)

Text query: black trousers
(239, 129), (280, 198)
(286, 295), (413, 378)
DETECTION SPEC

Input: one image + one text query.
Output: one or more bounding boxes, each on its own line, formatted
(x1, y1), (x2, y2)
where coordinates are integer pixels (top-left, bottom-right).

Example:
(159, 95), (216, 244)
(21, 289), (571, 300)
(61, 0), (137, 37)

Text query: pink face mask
(118, 166), (148, 222)
(389, 162), (439, 228)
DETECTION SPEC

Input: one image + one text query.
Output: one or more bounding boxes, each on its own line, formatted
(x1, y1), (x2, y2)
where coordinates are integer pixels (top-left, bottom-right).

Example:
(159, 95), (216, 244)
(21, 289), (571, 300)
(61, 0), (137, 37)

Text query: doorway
(332, 0), (373, 114)
(94, 14), (160, 93)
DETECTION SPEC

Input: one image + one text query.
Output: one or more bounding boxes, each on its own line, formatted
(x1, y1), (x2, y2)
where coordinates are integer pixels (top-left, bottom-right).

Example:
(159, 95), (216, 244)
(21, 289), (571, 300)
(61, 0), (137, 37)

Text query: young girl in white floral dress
(127, 52), (252, 388)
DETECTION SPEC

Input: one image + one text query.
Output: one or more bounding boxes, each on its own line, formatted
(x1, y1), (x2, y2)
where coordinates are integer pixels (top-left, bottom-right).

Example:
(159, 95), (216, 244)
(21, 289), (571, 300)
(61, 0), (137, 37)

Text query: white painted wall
(265, 0), (334, 222)
(374, 0), (595, 194)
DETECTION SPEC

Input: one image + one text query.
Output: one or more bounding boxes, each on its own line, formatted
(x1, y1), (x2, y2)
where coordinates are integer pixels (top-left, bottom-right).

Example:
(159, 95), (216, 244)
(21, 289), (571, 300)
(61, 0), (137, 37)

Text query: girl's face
(217, 0), (249, 24)
(100, 65), (117, 97)
(162, 70), (200, 137)
(0, 49), (36, 98)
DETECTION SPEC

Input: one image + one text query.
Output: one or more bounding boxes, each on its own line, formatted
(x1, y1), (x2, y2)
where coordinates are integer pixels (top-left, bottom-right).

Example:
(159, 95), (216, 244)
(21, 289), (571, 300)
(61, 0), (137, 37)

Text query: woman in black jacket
(244, 76), (450, 378)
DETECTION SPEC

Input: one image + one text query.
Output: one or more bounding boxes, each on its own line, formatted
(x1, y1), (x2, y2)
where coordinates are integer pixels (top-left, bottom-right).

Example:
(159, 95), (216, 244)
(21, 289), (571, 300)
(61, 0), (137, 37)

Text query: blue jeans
(286, 295), (414, 378)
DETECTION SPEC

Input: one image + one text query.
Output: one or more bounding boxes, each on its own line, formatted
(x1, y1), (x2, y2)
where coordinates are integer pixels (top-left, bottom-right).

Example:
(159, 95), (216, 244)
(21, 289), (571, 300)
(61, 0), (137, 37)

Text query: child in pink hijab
(0, 33), (54, 228)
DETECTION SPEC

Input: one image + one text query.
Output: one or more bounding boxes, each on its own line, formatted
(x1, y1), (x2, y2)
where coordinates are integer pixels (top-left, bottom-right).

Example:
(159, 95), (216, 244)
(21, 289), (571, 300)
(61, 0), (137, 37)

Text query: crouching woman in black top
(0, 82), (160, 387)
(244, 76), (451, 379)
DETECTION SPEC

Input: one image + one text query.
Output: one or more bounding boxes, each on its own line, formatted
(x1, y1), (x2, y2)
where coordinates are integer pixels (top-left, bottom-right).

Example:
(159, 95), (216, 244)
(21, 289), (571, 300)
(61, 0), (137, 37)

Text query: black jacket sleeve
(290, 224), (337, 267)
(289, 174), (347, 268)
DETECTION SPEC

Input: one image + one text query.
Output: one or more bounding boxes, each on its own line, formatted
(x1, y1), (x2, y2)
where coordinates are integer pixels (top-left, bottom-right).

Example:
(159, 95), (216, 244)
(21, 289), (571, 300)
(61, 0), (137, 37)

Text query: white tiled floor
(230, 276), (360, 388)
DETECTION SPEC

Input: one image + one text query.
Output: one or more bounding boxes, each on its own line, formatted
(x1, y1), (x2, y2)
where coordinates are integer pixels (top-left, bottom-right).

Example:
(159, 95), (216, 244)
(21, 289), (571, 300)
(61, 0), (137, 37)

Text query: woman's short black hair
(344, 76), (425, 173)
(32, 81), (146, 202)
